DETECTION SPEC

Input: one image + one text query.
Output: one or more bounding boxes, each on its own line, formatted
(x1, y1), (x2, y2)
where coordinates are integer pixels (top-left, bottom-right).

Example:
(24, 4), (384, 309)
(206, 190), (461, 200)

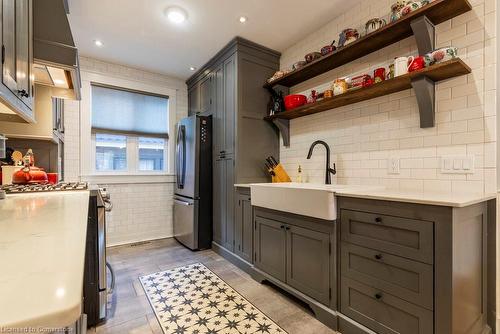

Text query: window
(95, 134), (127, 171)
(138, 137), (165, 171)
(91, 84), (169, 174)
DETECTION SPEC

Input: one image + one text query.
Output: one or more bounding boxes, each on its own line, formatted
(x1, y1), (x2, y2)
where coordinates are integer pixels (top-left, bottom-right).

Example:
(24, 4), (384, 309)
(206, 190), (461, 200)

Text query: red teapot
(12, 166), (48, 184)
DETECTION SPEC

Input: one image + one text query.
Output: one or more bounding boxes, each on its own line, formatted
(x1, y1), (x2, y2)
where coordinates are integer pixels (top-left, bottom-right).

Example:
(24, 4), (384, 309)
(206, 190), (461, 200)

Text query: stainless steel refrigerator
(173, 115), (212, 250)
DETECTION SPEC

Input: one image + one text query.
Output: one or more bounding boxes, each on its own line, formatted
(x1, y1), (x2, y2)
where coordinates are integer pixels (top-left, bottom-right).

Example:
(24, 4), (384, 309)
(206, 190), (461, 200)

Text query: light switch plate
(441, 156), (474, 174)
(388, 157), (400, 174)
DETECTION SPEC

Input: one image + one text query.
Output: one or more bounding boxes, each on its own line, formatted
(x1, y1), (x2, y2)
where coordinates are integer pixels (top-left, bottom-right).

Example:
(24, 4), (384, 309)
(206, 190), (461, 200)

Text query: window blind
(91, 84), (169, 138)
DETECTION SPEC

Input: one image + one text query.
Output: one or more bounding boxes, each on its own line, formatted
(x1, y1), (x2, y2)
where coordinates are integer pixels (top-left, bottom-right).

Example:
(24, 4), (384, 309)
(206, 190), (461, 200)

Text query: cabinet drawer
(341, 242), (433, 310)
(340, 277), (433, 334)
(340, 209), (433, 264)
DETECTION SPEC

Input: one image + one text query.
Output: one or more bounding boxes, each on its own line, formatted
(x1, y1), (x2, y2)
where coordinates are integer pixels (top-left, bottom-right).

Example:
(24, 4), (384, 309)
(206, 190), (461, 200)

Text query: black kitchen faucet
(306, 140), (336, 185)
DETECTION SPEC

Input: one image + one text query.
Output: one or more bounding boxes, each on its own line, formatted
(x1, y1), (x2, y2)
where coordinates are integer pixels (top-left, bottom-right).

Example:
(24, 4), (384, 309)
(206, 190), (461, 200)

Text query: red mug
(47, 173), (59, 185)
(373, 67), (386, 83)
(408, 56), (425, 72)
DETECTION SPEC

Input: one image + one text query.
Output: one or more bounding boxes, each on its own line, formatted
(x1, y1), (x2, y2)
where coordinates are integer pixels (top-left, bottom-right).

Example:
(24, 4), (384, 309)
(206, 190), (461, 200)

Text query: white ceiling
(68, 0), (360, 80)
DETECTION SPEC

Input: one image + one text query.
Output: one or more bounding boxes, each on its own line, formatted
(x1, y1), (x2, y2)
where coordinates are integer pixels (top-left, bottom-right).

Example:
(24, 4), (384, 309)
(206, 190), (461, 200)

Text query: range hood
(33, 0), (81, 100)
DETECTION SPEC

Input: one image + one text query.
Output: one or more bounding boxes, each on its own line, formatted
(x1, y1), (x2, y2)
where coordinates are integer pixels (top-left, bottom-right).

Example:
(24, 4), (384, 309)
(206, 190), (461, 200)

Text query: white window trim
(80, 71), (177, 181)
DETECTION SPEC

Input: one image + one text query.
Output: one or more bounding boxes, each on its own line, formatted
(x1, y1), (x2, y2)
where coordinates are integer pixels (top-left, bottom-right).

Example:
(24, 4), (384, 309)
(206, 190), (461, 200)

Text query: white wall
(64, 56), (188, 246)
(279, 0), (496, 195)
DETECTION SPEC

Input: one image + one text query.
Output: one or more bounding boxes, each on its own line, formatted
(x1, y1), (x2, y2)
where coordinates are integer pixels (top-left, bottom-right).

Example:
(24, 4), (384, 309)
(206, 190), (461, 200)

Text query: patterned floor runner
(140, 263), (288, 334)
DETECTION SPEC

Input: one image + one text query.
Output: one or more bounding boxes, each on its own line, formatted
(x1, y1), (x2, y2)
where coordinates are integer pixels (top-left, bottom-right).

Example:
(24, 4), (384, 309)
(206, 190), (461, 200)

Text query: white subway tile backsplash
(279, 0), (496, 192)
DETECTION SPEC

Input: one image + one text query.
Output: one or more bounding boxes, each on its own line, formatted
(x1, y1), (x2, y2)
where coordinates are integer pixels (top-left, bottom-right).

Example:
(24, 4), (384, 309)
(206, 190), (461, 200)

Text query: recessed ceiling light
(94, 39), (103, 47)
(189, 66), (197, 71)
(239, 16), (248, 23)
(165, 6), (188, 24)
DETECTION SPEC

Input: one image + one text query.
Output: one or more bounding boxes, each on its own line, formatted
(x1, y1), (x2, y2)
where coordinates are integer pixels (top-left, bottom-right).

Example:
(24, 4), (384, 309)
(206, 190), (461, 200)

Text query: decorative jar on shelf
(390, 1), (408, 22)
(332, 78), (348, 95)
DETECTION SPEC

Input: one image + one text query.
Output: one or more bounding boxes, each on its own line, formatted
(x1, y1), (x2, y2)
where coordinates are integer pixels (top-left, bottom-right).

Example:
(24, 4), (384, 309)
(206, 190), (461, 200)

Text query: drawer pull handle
(285, 226), (290, 230)
(375, 293), (383, 300)
(375, 217), (382, 223)
(280, 225), (285, 229)
(374, 254), (383, 260)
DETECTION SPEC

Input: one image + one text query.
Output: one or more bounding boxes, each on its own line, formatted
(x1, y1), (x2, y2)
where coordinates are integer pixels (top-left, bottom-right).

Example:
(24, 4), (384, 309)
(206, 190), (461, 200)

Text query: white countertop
(335, 188), (496, 208)
(234, 184), (251, 188)
(240, 182), (495, 207)
(0, 191), (90, 329)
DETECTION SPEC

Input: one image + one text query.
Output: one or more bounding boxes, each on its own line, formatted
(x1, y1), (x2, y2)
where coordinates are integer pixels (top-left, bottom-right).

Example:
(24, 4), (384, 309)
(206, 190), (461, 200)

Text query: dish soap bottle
(296, 165), (302, 183)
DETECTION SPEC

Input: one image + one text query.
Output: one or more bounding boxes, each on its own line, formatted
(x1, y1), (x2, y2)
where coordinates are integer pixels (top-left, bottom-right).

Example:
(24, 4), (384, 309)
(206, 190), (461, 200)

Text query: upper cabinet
(0, 85), (63, 143)
(0, 0), (81, 124)
(0, 0), (35, 123)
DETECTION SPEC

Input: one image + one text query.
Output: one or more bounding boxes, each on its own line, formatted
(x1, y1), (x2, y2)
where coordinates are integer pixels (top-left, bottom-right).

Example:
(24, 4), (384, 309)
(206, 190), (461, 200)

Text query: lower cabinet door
(254, 216), (286, 282)
(286, 225), (330, 305)
(235, 193), (253, 263)
(341, 276), (433, 334)
(224, 157), (235, 251)
(212, 158), (225, 244)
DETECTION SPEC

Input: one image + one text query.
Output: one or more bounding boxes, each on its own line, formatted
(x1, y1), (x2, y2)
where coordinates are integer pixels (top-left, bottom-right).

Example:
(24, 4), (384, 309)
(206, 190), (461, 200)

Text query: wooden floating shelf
(265, 59), (471, 121)
(263, 0), (472, 89)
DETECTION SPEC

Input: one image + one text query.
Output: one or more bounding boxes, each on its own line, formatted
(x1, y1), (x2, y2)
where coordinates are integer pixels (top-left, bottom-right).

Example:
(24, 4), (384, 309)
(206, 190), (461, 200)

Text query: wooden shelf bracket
(410, 15), (435, 54)
(273, 119), (290, 147)
(411, 75), (436, 128)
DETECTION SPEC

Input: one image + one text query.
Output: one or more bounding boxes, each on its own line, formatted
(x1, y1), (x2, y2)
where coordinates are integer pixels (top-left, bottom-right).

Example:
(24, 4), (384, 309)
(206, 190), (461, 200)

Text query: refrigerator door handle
(175, 125), (186, 189)
(174, 199), (194, 206)
(175, 125), (181, 188)
(180, 125), (186, 189)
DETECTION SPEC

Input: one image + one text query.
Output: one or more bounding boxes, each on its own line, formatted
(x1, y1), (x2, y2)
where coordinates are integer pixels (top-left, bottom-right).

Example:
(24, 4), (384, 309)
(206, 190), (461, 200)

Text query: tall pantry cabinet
(186, 37), (280, 257)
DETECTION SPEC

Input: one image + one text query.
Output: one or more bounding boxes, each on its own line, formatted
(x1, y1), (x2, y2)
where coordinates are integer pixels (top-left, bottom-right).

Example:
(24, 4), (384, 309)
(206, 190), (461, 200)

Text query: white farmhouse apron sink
(249, 183), (352, 220)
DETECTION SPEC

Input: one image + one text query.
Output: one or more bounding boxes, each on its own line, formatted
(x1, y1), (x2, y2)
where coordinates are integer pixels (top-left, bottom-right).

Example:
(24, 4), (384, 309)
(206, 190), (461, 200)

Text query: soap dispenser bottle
(297, 165), (302, 183)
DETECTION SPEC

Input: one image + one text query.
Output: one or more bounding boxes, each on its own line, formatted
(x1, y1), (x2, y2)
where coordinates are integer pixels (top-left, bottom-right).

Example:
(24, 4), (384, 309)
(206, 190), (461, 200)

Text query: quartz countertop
(0, 191), (90, 329)
(335, 188), (496, 207)
(234, 184), (251, 188)
(242, 182), (495, 207)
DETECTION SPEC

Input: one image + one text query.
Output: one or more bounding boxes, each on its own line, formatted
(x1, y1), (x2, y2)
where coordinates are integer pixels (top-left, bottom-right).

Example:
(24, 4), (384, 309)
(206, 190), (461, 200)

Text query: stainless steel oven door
(97, 206), (107, 319)
(173, 196), (198, 250)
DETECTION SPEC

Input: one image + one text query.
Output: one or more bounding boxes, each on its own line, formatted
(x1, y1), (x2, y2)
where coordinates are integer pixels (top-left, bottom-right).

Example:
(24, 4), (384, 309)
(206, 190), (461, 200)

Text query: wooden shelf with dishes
(265, 59), (470, 121)
(264, 0), (473, 147)
(263, 0), (471, 89)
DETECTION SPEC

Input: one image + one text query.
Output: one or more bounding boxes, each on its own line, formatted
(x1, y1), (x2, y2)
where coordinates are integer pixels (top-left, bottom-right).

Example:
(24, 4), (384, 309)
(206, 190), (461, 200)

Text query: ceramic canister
(407, 56), (425, 72)
(373, 68), (386, 83)
(394, 57), (409, 76)
(332, 79), (348, 95)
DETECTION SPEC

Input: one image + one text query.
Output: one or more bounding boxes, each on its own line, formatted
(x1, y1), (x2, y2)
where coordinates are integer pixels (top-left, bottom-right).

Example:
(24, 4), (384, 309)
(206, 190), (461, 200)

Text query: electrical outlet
(388, 157), (400, 174)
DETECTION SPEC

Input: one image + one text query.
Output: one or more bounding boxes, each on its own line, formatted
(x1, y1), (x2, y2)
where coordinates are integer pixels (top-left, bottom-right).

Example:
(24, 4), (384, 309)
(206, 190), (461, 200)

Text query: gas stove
(1, 182), (88, 194)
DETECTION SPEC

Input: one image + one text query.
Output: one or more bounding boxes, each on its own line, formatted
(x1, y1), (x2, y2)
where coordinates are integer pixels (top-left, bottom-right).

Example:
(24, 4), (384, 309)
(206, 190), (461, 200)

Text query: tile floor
(91, 238), (336, 334)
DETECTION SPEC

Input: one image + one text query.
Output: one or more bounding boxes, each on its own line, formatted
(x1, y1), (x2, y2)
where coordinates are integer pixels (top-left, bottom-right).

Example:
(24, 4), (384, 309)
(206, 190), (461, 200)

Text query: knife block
(270, 163), (291, 183)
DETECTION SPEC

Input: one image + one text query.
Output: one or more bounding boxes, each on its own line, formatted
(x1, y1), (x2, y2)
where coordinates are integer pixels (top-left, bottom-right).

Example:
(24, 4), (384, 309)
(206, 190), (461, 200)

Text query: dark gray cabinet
(287, 224), (330, 305)
(340, 276), (433, 334)
(0, 0), (35, 122)
(338, 196), (491, 334)
(254, 216), (286, 281)
(213, 156), (234, 251)
(221, 56), (235, 156)
(186, 37), (280, 262)
(234, 188), (252, 263)
(199, 74), (213, 115)
(188, 85), (200, 116)
(254, 208), (334, 306)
